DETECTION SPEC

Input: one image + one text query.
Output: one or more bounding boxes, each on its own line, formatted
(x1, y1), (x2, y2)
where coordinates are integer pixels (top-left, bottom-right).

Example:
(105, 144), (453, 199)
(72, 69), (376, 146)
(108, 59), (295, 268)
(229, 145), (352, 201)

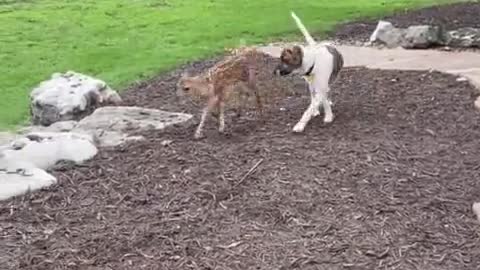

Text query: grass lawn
(0, 0), (459, 130)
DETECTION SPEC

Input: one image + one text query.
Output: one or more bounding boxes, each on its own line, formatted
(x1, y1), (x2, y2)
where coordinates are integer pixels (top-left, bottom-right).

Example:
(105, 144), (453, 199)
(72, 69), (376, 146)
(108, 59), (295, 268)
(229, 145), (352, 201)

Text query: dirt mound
(2, 58), (479, 269)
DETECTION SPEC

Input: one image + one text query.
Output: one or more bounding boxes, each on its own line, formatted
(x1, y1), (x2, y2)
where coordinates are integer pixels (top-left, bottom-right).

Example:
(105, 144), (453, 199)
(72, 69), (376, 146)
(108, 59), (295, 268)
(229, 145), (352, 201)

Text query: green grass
(0, 0), (459, 129)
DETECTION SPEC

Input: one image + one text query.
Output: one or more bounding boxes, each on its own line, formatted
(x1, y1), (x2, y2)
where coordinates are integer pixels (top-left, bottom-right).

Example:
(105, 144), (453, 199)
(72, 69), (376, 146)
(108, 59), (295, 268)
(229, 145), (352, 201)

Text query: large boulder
(0, 167), (57, 201)
(1, 132), (98, 170)
(402, 25), (443, 49)
(30, 71), (122, 126)
(73, 106), (193, 147)
(369, 20), (480, 49)
(369, 20), (406, 48)
(0, 131), (98, 201)
(444, 27), (480, 48)
(370, 21), (443, 49)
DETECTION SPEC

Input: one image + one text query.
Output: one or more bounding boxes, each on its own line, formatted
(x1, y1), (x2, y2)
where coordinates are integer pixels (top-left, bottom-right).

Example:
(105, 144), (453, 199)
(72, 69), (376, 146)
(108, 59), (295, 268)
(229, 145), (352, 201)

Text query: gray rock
(370, 21), (480, 49)
(444, 27), (480, 48)
(0, 132), (18, 147)
(1, 131), (97, 170)
(0, 167), (57, 201)
(20, 120), (79, 134)
(473, 202), (480, 222)
(401, 25), (442, 49)
(369, 20), (406, 48)
(30, 71), (122, 126)
(74, 106), (193, 147)
(0, 131), (98, 201)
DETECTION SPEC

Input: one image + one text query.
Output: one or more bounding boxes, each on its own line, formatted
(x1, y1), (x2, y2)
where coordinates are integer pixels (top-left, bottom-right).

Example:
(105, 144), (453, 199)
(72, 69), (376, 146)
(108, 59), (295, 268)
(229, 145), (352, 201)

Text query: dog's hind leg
(308, 83), (320, 117)
(322, 88), (334, 123)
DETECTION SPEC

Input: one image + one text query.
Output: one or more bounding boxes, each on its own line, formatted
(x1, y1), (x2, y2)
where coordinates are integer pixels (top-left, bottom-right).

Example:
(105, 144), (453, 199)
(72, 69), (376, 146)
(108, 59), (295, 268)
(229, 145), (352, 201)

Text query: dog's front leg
(293, 91), (322, 133)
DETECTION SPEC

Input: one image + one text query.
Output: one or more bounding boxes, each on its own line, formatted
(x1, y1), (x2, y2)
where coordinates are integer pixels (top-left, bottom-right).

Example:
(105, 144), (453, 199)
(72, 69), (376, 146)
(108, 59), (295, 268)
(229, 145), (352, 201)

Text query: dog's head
(274, 45), (303, 76)
(176, 72), (212, 98)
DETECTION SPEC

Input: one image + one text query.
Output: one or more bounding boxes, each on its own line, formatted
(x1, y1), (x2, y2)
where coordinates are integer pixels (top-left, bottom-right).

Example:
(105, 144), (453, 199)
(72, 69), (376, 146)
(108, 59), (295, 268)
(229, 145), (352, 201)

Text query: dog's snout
(273, 62), (295, 76)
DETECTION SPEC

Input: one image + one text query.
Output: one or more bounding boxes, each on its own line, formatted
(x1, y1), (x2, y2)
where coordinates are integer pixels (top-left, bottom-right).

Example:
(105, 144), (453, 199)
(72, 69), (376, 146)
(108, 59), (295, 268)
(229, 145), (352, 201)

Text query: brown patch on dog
(280, 45), (303, 68)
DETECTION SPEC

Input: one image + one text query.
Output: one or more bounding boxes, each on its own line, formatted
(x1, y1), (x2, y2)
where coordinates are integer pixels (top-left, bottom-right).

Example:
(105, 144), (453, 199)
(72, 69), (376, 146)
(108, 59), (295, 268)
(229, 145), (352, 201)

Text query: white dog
(274, 11), (344, 132)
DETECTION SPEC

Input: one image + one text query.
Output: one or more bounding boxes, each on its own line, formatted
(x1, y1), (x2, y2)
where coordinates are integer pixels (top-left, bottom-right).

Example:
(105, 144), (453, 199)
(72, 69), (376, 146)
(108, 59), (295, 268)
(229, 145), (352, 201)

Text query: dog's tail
(290, 11), (316, 46)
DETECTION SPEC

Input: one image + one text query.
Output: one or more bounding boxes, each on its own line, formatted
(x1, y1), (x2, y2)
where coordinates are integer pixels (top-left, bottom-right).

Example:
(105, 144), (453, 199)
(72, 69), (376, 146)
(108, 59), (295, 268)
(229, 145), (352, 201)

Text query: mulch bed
(1, 49), (480, 269)
(333, 2), (480, 46)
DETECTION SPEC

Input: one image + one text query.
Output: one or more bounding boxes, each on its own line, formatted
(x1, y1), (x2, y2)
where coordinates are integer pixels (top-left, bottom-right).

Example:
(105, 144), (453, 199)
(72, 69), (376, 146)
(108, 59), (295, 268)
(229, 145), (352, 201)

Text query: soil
(1, 50), (480, 270)
(333, 2), (480, 46)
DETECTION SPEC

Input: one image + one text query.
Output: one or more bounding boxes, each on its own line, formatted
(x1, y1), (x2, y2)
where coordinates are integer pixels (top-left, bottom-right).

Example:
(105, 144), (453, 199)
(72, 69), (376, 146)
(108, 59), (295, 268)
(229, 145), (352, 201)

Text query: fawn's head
(176, 72), (213, 98)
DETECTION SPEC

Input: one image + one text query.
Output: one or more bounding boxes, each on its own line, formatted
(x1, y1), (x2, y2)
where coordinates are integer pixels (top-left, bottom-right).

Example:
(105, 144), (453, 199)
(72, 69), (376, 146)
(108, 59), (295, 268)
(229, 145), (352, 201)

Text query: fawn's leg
(253, 88), (263, 118)
(218, 100), (226, 133)
(247, 67), (263, 119)
(195, 96), (219, 139)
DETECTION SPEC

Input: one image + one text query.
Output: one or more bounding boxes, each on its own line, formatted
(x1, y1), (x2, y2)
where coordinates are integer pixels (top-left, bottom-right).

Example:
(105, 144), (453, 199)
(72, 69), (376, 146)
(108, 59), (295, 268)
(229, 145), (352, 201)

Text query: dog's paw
(293, 123), (305, 133)
(323, 114), (334, 123)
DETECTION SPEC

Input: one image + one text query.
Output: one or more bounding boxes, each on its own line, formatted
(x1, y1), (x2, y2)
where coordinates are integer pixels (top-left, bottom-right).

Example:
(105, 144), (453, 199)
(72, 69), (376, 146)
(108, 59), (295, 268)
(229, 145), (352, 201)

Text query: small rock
(425, 129), (436, 136)
(456, 77), (468, 82)
(43, 229), (55, 235)
(354, 41), (364, 47)
(161, 140), (173, 147)
(10, 138), (30, 150)
(473, 202), (480, 222)
(441, 46), (452, 51)
(474, 96), (480, 111)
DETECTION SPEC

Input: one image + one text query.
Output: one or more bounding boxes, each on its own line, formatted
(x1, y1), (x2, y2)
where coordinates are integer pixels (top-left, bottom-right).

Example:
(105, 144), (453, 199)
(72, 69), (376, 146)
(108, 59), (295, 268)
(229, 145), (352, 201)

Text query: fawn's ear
(181, 70), (193, 79)
(204, 71), (212, 83)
